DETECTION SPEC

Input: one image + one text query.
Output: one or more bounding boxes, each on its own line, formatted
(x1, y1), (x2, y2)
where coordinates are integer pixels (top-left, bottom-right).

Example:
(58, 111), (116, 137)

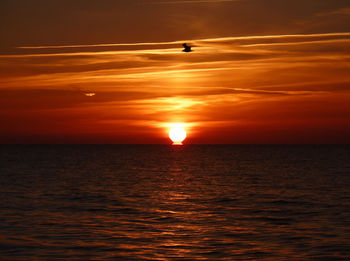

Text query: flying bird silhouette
(182, 43), (192, 52)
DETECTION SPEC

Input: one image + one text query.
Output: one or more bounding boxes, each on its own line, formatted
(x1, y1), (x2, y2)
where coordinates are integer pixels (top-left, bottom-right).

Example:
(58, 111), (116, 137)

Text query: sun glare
(169, 126), (187, 145)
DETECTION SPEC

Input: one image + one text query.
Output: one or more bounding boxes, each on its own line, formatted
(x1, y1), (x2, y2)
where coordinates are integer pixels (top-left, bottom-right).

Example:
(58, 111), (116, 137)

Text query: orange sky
(1, 0), (350, 143)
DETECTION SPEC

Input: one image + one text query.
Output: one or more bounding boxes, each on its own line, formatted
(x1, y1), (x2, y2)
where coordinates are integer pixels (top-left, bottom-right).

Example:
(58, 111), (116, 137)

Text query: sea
(0, 145), (349, 260)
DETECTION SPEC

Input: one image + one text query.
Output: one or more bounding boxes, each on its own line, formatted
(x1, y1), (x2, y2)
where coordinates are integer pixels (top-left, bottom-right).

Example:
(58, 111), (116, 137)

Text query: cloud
(1, 31), (350, 143)
(317, 7), (350, 17)
(15, 32), (350, 50)
(331, 7), (350, 15)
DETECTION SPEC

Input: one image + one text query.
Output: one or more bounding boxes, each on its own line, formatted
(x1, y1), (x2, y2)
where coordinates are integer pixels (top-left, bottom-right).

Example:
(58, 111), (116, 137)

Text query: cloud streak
(1, 31), (350, 143)
(16, 32), (350, 50)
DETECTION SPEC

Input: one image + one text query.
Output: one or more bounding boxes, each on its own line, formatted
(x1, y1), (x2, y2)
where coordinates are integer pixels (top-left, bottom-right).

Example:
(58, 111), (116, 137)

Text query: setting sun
(169, 126), (187, 145)
(2, 1), (350, 260)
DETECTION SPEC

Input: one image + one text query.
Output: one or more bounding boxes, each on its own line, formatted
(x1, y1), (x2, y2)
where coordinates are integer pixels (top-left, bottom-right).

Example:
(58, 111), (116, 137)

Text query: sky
(1, 0), (350, 144)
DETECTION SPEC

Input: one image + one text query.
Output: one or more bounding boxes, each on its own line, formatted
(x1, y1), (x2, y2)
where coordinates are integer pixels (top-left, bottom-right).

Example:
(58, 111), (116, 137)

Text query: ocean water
(0, 145), (349, 260)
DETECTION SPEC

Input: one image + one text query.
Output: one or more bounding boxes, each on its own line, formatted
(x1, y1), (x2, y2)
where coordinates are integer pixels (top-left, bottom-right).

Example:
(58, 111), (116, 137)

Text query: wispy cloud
(1, 31), (350, 143)
(16, 32), (350, 50)
(17, 41), (181, 50)
(317, 6), (350, 17)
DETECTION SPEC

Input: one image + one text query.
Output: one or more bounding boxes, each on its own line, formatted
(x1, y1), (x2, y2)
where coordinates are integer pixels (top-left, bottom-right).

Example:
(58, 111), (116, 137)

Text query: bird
(182, 43), (192, 52)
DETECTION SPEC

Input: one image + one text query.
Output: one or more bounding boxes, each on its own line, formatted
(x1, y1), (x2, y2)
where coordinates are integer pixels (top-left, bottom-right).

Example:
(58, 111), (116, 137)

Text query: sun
(169, 126), (187, 145)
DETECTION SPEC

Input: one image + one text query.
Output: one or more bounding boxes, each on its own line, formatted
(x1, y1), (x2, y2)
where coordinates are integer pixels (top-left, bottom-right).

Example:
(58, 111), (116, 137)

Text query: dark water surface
(1, 145), (350, 260)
